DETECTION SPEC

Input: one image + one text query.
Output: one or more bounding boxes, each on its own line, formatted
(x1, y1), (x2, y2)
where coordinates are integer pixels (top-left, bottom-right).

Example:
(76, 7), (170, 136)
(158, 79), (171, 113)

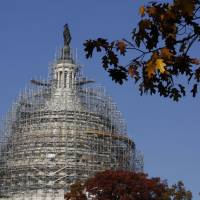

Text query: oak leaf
(146, 60), (155, 78)
(160, 14), (165, 21)
(116, 40), (126, 55)
(191, 58), (200, 65)
(155, 58), (166, 73)
(128, 65), (136, 78)
(161, 48), (173, 60)
(139, 6), (145, 17)
(176, 0), (195, 16)
(146, 58), (166, 78)
(147, 7), (157, 16)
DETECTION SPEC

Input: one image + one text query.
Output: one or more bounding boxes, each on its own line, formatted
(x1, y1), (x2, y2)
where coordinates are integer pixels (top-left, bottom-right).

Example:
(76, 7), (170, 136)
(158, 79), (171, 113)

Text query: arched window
(69, 72), (72, 88)
(59, 71), (62, 88)
(64, 71), (68, 88)
(56, 72), (58, 88)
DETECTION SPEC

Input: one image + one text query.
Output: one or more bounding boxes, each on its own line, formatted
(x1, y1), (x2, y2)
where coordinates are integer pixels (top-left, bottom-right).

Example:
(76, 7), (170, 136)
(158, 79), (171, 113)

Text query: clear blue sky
(0, 0), (199, 199)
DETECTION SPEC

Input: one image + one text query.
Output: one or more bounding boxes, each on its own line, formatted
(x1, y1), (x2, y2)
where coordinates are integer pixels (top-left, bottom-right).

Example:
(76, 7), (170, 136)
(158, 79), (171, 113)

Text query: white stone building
(0, 26), (143, 200)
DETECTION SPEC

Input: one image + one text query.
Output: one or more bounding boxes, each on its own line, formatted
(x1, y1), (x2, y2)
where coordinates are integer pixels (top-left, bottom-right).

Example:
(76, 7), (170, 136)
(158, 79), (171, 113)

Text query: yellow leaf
(139, 6), (145, 17)
(146, 58), (167, 78)
(155, 59), (166, 73)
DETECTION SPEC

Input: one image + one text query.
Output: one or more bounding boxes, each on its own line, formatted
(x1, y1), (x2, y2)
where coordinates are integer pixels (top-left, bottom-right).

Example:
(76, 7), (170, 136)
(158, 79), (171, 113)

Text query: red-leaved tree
(65, 170), (192, 200)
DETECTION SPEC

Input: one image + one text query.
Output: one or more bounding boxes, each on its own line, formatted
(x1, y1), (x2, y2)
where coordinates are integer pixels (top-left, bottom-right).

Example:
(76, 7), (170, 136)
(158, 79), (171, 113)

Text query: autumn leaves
(144, 48), (174, 78)
(65, 170), (192, 200)
(84, 0), (200, 101)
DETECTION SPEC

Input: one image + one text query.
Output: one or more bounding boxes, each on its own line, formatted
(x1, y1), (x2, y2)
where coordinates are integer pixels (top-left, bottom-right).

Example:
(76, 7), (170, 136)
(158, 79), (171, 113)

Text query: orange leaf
(116, 40), (126, 55)
(146, 60), (155, 78)
(176, 0), (195, 16)
(128, 65), (136, 78)
(139, 6), (145, 17)
(147, 7), (157, 16)
(160, 14), (165, 21)
(191, 58), (200, 65)
(161, 48), (173, 60)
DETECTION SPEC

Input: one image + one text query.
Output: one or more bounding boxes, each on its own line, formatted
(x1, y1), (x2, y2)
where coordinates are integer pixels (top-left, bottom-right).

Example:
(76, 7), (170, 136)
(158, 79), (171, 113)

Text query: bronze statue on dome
(63, 24), (71, 46)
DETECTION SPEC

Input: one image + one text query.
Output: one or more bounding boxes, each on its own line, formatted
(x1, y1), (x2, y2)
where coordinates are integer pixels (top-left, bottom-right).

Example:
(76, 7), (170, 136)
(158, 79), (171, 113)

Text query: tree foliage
(84, 0), (200, 101)
(64, 181), (86, 200)
(64, 170), (192, 200)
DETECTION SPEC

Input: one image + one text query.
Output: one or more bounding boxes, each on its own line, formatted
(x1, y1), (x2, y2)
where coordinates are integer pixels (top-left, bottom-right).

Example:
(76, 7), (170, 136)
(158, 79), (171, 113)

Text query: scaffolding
(0, 31), (143, 200)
